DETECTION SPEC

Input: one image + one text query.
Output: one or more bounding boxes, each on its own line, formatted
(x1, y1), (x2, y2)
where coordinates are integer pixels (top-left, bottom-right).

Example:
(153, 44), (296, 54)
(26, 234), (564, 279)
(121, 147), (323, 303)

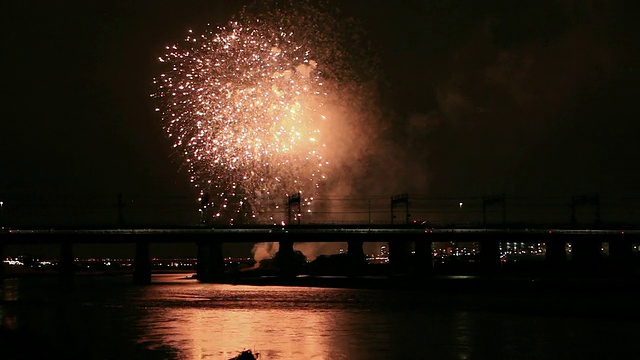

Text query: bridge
(2, 224), (639, 284)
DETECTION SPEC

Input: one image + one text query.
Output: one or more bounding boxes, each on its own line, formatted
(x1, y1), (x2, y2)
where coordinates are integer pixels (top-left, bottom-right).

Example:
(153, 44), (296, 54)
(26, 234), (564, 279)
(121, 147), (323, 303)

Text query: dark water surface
(1, 274), (638, 359)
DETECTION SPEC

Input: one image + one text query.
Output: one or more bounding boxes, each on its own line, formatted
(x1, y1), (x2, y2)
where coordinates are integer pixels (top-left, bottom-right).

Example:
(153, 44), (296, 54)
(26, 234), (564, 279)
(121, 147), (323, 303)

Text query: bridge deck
(2, 226), (638, 244)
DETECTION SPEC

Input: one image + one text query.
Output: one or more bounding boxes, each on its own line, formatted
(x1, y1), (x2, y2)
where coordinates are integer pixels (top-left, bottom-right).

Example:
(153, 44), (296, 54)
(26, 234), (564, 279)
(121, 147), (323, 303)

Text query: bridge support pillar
(197, 241), (225, 283)
(0, 243), (4, 282)
(608, 239), (634, 276)
(570, 239), (602, 276)
(413, 236), (433, 277)
(389, 240), (412, 276)
(277, 239), (296, 278)
(133, 241), (152, 285)
(59, 242), (75, 284)
(479, 238), (501, 275)
(544, 237), (567, 275)
(347, 240), (366, 277)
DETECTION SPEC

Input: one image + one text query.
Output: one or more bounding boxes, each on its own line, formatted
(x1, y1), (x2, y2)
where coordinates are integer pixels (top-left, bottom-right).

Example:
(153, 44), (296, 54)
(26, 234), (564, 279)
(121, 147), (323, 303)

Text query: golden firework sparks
(152, 1), (375, 225)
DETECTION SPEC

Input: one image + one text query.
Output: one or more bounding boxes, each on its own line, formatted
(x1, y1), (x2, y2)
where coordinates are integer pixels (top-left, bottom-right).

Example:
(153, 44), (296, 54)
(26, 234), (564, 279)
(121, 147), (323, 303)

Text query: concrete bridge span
(1, 226), (638, 284)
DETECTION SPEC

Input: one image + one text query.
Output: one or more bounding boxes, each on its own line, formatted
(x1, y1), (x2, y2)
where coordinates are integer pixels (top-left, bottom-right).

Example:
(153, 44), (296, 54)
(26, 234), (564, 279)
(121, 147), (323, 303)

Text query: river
(1, 273), (638, 359)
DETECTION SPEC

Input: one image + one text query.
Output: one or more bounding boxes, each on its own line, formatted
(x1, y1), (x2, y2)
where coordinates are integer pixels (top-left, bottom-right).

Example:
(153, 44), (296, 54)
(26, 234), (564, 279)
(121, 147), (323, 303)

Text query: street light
(0, 201), (4, 226)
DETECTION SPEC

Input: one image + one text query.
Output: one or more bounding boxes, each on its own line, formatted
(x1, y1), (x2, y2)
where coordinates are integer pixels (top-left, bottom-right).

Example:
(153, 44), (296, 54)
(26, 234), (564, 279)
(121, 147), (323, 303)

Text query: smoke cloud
(250, 241), (346, 263)
(329, 0), (640, 202)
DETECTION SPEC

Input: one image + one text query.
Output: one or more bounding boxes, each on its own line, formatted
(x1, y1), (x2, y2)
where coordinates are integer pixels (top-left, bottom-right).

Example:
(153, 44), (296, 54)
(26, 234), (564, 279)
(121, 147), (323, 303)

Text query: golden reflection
(452, 311), (473, 360)
(0, 279), (19, 330)
(136, 286), (337, 359)
(3, 279), (19, 301)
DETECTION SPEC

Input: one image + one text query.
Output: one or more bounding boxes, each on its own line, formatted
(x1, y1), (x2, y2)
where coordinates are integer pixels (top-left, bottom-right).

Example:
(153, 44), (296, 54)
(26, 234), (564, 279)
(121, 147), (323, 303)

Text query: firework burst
(153, 1), (373, 225)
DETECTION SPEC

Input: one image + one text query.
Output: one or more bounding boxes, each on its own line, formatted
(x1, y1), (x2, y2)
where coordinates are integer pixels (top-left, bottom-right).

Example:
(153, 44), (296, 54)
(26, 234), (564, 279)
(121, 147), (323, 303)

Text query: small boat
(229, 349), (259, 360)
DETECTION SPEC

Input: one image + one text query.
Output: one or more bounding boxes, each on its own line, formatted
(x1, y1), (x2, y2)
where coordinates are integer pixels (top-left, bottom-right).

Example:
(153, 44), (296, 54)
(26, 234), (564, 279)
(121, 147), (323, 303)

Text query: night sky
(2, 1), (640, 257)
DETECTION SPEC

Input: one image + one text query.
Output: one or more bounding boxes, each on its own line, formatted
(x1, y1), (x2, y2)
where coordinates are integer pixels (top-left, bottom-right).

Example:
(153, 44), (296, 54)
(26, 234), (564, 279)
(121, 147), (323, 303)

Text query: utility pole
(117, 193), (124, 227)
(390, 193), (409, 224)
(200, 192), (210, 225)
(288, 192), (301, 225)
(570, 194), (600, 226)
(482, 194), (506, 226)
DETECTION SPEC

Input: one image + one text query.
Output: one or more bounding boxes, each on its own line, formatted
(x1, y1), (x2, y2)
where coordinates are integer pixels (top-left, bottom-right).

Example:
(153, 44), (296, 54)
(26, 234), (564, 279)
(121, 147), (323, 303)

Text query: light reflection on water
(1, 274), (639, 359)
(141, 305), (337, 359)
(131, 281), (393, 359)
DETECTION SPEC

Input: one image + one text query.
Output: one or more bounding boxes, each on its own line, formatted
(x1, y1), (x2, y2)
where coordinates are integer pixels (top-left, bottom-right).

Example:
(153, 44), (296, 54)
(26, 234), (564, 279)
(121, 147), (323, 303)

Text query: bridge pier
(277, 239), (296, 278)
(412, 236), (434, 277)
(59, 242), (75, 284)
(0, 243), (4, 282)
(607, 239), (634, 276)
(544, 237), (567, 275)
(133, 241), (152, 285)
(347, 240), (366, 276)
(389, 239), (412, 276)
(570, 239), (602, 276)
(197, 240), (225, 283)
(479, 238), (501, 275)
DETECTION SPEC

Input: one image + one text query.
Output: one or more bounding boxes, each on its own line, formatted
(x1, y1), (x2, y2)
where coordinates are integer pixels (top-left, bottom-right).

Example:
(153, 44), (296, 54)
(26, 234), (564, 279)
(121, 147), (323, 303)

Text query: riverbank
(0, 266), (195, 278)
(223, 272), (640, 297)
(217, 273), (640, 320)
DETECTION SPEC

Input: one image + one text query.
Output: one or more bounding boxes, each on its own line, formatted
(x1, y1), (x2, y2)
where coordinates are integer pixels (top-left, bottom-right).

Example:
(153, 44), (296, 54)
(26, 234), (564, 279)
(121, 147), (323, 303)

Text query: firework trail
(153, 1), (376, 225)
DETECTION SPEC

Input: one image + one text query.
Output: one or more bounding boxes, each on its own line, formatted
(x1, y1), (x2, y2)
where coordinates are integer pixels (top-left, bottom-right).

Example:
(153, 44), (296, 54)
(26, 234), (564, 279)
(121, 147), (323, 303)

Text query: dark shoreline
(222, 273), (640, 297)
(4, 267), (640, 296)
(218, 274), (640, 321)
